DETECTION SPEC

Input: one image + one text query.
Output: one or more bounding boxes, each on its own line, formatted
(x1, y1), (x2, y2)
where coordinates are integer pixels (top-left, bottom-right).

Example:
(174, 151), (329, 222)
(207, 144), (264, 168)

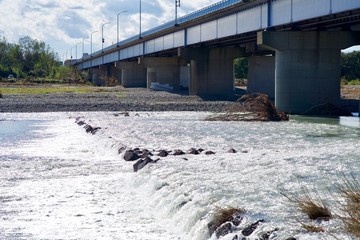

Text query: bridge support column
(117, 61), (147, 88)
(258, 31), (360, 114)
(247, 55), (275, 99)
(110, 64), (122, 84)
(179, 47), (244, 98)
(140, 57), (189, 90)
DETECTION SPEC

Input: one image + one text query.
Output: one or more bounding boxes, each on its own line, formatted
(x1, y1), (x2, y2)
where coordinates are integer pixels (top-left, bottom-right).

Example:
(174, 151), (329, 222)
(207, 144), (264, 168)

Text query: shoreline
(0, 85), (358, 113)
(0, 87), (236, 113)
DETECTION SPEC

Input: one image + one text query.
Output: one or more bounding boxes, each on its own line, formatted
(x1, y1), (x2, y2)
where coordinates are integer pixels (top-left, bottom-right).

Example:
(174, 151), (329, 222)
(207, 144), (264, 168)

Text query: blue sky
(0, 0), (358, 60)
(0, 0), (220, 60)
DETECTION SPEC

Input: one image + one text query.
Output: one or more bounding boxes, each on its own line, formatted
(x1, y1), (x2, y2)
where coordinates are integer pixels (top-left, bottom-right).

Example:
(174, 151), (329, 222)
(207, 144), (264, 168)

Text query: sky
(0, 0), (220, 61)
(0, 0), (358, 61)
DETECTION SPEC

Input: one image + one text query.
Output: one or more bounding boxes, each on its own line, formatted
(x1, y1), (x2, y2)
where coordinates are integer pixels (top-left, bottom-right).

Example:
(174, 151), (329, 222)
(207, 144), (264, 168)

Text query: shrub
(338, 175), (360, 238)
(207, 206), (246, 236)
(282, 187), (332, 221)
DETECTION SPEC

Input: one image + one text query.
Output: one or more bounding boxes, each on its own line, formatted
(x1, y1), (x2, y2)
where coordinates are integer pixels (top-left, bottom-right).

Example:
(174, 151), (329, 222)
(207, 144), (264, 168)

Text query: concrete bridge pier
(179, 47), (244, 98)
(247, 55), (275, 99)
(140, 57), (189, 90)
(110, 64), (122, 84)
(258, 31), (360, 114)
(117, 61), (147, 88)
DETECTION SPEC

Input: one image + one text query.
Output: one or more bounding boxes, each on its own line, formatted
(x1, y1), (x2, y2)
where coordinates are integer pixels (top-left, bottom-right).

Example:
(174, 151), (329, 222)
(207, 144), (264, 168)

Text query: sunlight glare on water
(0, 112), (359, 240)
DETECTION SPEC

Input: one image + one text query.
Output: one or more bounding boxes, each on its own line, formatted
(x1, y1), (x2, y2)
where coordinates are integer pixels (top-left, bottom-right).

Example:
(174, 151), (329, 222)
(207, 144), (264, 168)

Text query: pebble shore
(0, 87), (237, 112)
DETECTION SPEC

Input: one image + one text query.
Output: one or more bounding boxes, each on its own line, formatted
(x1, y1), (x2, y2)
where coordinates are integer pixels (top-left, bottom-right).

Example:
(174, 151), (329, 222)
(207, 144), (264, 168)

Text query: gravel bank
(0, 87), (237, 113)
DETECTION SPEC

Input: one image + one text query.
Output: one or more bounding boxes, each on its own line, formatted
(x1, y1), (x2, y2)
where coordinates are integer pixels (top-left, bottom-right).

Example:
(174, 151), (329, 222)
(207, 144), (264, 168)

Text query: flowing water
(0, 112), (359, 240)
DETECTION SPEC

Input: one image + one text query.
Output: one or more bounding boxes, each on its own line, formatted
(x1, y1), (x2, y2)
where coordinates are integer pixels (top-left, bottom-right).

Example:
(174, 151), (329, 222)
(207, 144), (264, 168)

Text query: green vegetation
(234, 57), (248, 79)
(341, 51), (360, 83)
(0, 36), (60, 79)
(0, 86), (96, 95)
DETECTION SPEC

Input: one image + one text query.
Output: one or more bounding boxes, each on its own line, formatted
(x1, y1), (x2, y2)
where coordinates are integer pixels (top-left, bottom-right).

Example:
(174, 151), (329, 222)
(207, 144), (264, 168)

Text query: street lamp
(90, 30), (98, 56)
(175, 0), (180, 26)
(82, 37), (90, 58)
(101, 21), (111, 52)
(75, 42), (81, 59)
(139, 0), (142, 38)
(117, 10), (128, 47)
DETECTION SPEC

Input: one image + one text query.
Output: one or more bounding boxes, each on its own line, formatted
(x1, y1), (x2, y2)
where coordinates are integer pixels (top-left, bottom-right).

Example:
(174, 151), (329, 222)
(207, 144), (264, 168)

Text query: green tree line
(0, 36), (65, 79)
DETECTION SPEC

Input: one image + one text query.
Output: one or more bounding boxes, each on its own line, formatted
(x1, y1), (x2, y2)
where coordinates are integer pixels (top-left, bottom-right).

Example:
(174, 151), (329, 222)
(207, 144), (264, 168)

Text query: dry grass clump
(338, 175), (360, 238)
(300, 223), (325, 233)
(282, 187), (332, 221)
(206, 93), (289, 122)
(207, 206), (246, 236)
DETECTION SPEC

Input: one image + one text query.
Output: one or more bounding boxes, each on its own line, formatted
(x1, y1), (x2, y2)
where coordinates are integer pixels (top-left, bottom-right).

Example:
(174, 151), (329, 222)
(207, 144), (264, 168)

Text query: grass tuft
(337, 175), (360, 238)
(301, 223), (325, 233)
(282, 187), (332, 221)
(207, 206), (246, 236)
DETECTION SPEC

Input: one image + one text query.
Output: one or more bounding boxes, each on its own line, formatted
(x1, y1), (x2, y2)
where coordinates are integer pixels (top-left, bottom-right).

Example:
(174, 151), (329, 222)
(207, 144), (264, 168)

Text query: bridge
(70, 0), (360, 114)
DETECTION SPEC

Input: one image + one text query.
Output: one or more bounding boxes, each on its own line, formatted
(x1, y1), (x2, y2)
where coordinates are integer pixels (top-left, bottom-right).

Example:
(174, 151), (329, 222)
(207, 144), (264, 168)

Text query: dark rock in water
(259, 228), (279, 240)
(285, 238), (297, 240)
(232, 235), (239, 240)
(215, 222), (233, 238)
(84, 125), (93, 133)
(77, 121), (86, 126)
(189, 148), (200, 155)
(158, 150), (168, 157)
(133, 147), (140, 151)
(91, 127), (101, 135)
(198, 148), (204, 153)
(173, 149), (185, 156)
(140, 149), (153, 158)
(302, 103), (352, 116)
(241, 219), (265, 236)
(124, 150), (140, 161)
(133, 157), (156, 172)
(118, 147), (126, 154)
(182, 158), (188, 161)
(205, 151), (215, 155)
(228, 148), (237, 153)
(208, 207), (245, 237)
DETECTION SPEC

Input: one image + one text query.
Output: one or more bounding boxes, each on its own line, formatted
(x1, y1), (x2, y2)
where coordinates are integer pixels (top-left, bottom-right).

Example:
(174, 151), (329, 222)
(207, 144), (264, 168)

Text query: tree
(234, 57), (248, 79)
(341, 51), (360, 81)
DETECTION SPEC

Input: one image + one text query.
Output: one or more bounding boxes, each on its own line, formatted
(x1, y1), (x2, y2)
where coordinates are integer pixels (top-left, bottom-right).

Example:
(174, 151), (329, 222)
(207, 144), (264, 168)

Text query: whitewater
(0, 112), (359, 240)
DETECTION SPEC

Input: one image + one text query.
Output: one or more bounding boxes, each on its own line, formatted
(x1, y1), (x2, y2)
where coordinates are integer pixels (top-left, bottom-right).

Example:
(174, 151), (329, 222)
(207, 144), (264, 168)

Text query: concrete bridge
(71, 0), (360, 114)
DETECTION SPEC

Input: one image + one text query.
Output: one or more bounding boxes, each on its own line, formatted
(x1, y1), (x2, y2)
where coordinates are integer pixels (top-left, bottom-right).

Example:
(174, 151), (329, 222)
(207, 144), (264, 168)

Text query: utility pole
(175, 0), (180, 26)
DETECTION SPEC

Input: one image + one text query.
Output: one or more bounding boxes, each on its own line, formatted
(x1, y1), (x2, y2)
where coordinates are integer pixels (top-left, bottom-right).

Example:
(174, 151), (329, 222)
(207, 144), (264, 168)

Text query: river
(0, 112), (359, 240)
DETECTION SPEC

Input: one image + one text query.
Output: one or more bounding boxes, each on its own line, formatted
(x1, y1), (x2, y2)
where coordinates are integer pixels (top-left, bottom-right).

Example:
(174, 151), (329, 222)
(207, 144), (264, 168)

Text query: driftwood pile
(206, 93), (289, 122)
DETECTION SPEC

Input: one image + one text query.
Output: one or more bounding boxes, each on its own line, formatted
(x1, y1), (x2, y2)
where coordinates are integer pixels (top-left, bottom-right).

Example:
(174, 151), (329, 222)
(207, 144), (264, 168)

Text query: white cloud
(0, 0), (222, 60)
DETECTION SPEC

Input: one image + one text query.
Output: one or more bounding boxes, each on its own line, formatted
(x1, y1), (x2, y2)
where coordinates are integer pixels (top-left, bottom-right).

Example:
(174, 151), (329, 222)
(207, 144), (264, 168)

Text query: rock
(189, 148), (200, 155)
(215, 222), (233, 238)
(173, 149), (185, 156)
(133, 157), (157, 172)
(241, 219), (265, 236)
(285, 238), (297, 240)
(232, 235), (239, 240)
(259, 228), (279, 240)
(158, 150), (169, 157)
(228, 148), (237, 153)
(124, 150), (140, 161)
(198, 148), (204, 153)
(140, 149), (153, 158)
(91, 127), (101, 135)
(205, 151), (215, 155)
(118, 147), (126, 154)
(77, 121), (86, 126)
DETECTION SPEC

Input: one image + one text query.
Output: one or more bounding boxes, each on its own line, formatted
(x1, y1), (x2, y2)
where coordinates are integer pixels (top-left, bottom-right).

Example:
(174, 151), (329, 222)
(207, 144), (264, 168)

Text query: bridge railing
(81, 0), (244, 62)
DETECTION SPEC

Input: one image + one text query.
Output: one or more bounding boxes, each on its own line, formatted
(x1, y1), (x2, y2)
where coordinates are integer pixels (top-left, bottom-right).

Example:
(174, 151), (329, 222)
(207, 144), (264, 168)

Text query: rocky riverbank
(0, 86), (235, 113)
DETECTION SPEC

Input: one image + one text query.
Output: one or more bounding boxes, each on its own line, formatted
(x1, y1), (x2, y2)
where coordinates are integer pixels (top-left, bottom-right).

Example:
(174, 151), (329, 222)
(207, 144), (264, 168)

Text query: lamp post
(101, 22), (111, 52)
(82, 37), (89, 58)
(175, 0), (180, 26)
(117, 10), (128, 47)
(75, 42), (81, 59)
(139, 0), (142, 38)
(90, 30), (98, 56)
